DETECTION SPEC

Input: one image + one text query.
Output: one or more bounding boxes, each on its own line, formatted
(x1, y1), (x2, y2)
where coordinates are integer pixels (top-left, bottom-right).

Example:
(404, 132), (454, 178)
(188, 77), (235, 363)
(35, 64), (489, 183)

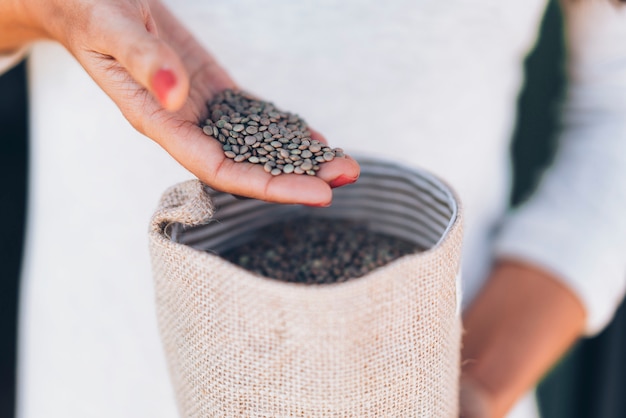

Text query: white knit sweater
(3, 1), (626, 417)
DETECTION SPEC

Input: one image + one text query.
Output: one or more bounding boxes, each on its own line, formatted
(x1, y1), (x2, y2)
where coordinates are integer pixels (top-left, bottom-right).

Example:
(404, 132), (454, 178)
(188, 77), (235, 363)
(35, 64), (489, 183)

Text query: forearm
(465, 3), (626, 414)
(461, 260), (586, 417)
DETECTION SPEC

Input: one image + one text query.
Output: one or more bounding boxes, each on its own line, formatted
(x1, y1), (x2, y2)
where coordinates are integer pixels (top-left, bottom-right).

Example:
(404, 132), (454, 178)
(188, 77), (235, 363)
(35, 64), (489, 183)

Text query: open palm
(59, 0), (359, 206)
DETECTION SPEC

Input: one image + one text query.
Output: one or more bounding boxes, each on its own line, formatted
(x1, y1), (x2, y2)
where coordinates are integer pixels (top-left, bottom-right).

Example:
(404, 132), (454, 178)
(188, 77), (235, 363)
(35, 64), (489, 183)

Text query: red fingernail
(330, 175), (356, 188)
(152, 68), (177, 104)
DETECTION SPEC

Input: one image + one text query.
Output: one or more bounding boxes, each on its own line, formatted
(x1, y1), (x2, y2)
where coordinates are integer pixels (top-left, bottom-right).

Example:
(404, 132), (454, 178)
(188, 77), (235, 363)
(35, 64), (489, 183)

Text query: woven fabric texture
(149, 160), (463, 417)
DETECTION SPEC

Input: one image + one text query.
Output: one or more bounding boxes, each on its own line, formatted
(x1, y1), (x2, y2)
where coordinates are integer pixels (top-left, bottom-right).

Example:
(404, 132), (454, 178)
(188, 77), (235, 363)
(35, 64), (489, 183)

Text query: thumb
(96, 10), (189, 111)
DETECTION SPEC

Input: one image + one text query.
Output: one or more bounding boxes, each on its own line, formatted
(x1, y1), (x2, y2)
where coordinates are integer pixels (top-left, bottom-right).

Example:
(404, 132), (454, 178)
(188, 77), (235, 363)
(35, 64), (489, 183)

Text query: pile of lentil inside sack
(202, 89), (344, 176)
(222, 217), (421, 284)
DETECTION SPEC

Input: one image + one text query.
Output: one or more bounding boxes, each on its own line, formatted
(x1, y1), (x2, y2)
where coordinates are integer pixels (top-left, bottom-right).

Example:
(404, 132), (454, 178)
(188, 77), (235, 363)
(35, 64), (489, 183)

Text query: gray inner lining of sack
(170, 159), (458, 254)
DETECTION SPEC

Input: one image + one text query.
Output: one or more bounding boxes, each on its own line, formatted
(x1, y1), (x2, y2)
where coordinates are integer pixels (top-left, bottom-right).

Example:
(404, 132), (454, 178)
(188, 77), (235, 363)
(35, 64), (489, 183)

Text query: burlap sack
(149, 158), (463, 417)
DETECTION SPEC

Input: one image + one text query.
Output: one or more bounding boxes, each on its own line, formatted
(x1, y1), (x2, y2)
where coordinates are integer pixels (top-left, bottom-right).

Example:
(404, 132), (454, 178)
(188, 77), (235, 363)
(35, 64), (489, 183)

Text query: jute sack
(149, 158), (463, 417)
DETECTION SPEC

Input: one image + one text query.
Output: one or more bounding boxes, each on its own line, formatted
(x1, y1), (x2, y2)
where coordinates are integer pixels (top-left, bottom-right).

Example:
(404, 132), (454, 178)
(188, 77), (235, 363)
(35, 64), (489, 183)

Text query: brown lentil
(202, 89), (346, 176)
(222, 217), (420, 284)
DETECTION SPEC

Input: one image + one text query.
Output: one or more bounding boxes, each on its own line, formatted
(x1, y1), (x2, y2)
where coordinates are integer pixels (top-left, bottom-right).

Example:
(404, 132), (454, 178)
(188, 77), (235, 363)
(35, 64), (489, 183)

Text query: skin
(2, 1), (590, 416)
(460, 260), (586, 417)
(1, 0), (360, 206)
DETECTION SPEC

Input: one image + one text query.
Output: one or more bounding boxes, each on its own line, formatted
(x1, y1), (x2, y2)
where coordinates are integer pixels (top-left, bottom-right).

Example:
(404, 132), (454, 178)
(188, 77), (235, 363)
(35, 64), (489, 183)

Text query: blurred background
(1, 1), (625, 416)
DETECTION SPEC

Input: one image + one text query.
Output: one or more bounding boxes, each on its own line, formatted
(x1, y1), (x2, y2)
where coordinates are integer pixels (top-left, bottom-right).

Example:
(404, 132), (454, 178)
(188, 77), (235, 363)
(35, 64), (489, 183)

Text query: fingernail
(330, 175), (356, 188)
(152, 68), (177, 104)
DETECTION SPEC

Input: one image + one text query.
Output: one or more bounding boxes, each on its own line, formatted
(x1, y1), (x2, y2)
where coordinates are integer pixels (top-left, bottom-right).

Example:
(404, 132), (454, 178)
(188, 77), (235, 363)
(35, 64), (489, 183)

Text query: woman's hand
(7, 0), (359, 205)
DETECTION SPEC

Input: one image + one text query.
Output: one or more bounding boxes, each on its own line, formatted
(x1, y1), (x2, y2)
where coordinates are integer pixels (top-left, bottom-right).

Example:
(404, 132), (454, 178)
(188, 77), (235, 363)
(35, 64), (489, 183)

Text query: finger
(305, 127), (360, 187)
(150, 115), (358, 204)
(317, 154), (360, 188)
(206, 145), (359, 203)
(95, 11), (189, 111)
(154, 121), (335, 206)
(198, 134), (360, 201)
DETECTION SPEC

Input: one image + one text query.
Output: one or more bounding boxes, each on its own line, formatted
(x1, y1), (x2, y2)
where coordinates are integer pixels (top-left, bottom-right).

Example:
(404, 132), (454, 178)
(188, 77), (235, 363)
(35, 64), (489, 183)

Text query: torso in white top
(18, 1), (550, 417)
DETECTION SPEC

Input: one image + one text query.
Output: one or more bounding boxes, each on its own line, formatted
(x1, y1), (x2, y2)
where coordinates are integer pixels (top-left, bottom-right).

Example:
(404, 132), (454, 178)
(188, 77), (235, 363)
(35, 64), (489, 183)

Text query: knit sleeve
(493, 0), (626, 335)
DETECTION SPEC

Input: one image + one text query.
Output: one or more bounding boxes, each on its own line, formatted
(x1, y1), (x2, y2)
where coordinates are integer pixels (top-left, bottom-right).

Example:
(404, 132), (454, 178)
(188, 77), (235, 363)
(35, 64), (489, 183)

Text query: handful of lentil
(202, 89), (344, 176)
